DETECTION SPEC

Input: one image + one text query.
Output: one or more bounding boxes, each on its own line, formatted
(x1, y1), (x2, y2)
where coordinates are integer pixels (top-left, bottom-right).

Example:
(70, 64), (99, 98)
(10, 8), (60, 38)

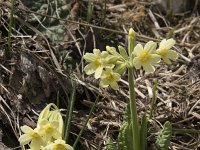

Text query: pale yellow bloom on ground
(83, 49), (108, 79)
(48, 110), (64, 134)
(133, 41), (161, 73)
(41, 140), (74, 150)
(100, 68), (121, 90)
(156, 38), (178, 64)
(38, 119), (62, 142)
(18, 125), (43, 150)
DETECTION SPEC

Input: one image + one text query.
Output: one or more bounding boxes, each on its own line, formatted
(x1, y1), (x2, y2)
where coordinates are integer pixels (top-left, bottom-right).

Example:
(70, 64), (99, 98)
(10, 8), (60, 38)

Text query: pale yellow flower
(133, 41), (161, 73)
(41, 140), (74, 150)
(156, 38), (178, 64)
(38, 119), (62, 142)
(100, 68), (121, 90)
(83, 49), (108, 79)
(48, 110), (64, 134)
(37, 103), (64, 135)
(18, 125), (43, 150)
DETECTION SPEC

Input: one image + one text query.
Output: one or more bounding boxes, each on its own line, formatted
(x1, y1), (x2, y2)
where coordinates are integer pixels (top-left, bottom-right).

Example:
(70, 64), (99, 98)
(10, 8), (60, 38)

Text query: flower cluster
(83, 28), (178, 90)
(18, 104), (74, 150)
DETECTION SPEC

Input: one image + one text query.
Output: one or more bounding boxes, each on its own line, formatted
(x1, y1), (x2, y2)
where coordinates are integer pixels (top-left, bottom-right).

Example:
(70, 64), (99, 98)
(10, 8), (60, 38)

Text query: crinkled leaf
(118, 122), (133, 150)
(156, 121), (172, 150)
(106, 138), (117, 150)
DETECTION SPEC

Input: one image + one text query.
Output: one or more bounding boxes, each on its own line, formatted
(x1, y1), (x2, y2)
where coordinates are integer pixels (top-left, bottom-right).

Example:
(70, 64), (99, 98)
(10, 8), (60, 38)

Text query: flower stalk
(128, 67), (140, 150)
(128, 29), (140, 150)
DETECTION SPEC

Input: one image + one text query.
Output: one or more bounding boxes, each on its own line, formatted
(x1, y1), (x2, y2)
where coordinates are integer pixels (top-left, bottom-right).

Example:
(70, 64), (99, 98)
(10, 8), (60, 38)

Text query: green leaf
(123, 103), (131, 123)
(118, 45), (128, 60)
(140, 113), (148, 150)
(118, 122), (133, 150)
(156, 121), (172, 150)
(114, 63), (127, 74)
(106, 138), (116, 150)
(106, 46), (121, 57)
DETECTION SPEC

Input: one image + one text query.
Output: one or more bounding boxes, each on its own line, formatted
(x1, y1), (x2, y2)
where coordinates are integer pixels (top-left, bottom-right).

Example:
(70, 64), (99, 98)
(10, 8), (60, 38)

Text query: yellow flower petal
(144, 41), (156, 53)
(143, 63), (155, 73)
(83, 53), (96, 62)
(113, 73), (120, 81)
(55, 139), (65, 144)
(110, 82), (119, 90)
(93, 49), (101, 55)
(38, 119), (61, 142)
(39, 119), (49, 126)
(19, 134), (32, 145)
(21, 125), (33, 134)
(100, 68), (120, 90)
(159, 39), (167, 49)
(164, 39), (175, 49)
(66, 145), (74, 150)
(30, 138), (43, 150)
(133, 44), (143, 56)
(156, 38), (177, 64)
(133, 57), (142, 69)
(84, 63), (96, 75)
(94, 66), (103, 79)
(100, 80), (109, 88)
(167, 50), (178, 60)
(163, 57), (171, 64)
(50, 139), (74, 150)
(150, 54), (161, 64)
(101, 51), (109, 58)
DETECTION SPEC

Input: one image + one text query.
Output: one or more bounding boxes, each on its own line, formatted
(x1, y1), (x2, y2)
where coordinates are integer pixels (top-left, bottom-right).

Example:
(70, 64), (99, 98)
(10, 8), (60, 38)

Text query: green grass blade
(86, 0), (94, 23)
(73, 95), (99, 149)
(7, 0), (15, 59)
(149, 79), (158, 120)
(173, 128), (200, 134)
(64, 80), (76, 143)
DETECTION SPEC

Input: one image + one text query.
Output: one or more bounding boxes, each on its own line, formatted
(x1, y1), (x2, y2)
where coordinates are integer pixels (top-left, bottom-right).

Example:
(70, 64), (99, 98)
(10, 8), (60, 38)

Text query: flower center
(157, 48), (168, 57)
(53, 144), (66, 150)
(29, 131), (40, 139)
(44, 123), (54, 133)
(106, 73), (114, 81)
(138, 50), (151, 62)
(94, 57), (102, 67)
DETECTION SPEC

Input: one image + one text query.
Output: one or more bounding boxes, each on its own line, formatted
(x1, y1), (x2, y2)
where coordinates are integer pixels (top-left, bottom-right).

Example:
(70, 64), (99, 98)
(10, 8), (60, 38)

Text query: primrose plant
(18, 104), (74, 150)
(83, 28), (178, 150)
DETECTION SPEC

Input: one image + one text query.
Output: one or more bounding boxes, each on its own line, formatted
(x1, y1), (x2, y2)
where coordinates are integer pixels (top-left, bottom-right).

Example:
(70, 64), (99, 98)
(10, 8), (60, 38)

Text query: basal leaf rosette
(132, 41), (161, 73)
(156, 38), (178, 64)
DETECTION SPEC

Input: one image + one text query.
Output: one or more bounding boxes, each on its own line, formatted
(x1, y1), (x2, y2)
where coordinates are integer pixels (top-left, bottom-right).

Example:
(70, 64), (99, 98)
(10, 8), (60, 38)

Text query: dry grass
(0, 0), (200, 149)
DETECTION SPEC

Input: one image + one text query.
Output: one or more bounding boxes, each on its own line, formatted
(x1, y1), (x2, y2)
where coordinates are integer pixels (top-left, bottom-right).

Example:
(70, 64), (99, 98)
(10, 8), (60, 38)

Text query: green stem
(73, 95), (99, 149)
(128, 68), (140, 150)
(149, 80), (158, 120)
(173, 128), (200, 134)
(7, 0), (15, 59)
(64, 80), (76, 143)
